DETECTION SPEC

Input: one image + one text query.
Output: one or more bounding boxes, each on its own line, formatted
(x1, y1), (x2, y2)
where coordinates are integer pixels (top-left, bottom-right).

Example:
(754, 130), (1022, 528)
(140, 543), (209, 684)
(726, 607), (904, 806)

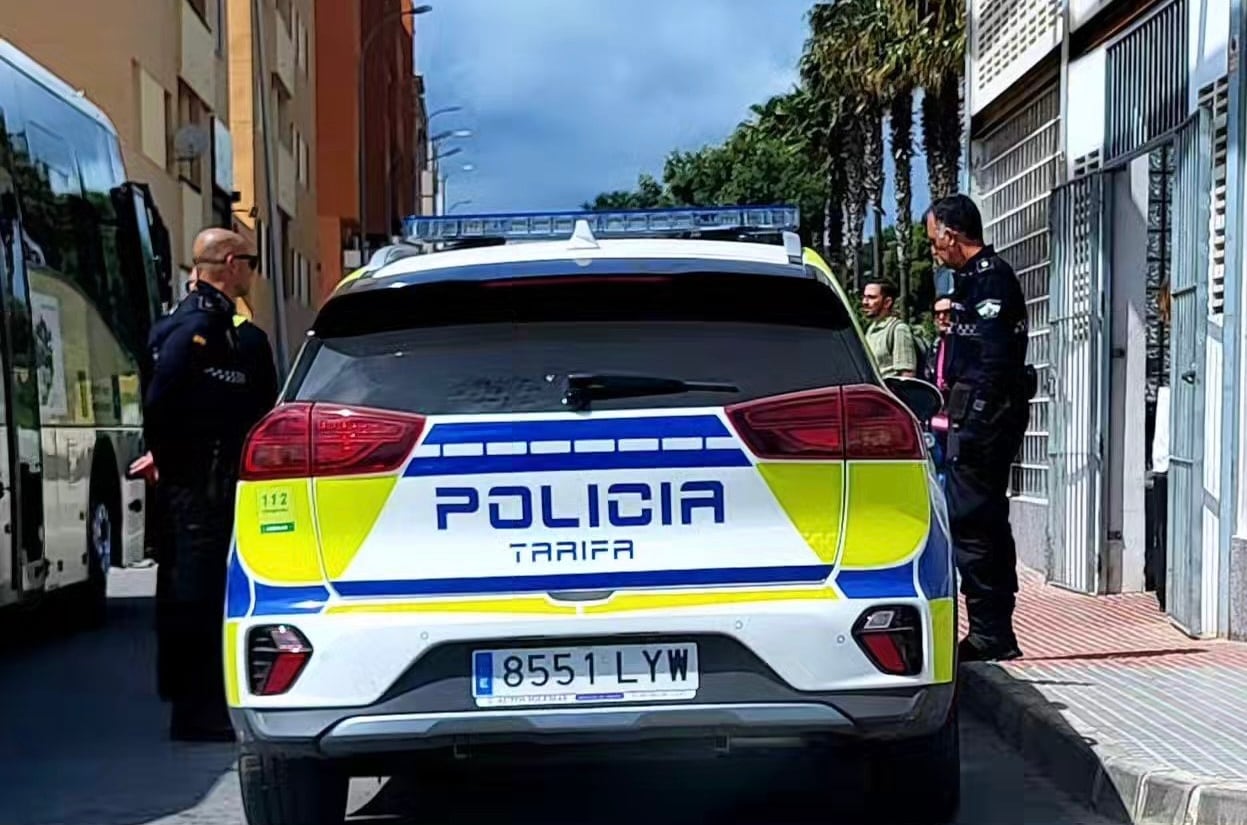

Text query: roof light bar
(402, 205), (800, 244)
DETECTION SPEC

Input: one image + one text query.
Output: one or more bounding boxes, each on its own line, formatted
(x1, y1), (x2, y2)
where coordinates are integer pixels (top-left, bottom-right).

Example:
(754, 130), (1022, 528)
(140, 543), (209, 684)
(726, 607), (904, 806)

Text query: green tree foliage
(585, 0), (967, 320)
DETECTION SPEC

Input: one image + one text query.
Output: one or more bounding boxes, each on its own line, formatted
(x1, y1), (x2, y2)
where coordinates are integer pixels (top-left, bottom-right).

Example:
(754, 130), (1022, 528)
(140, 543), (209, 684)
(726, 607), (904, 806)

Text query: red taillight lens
(853, 606), (923, 676)
(240, 403), (425, 481)
(726, 384), (923, 461)
(248, 625), (312, 696)
(726, 388), (845, 459)
(241, 403), (312, 481)
(311, 404), (425, 476)
(842, 385), (923, 460)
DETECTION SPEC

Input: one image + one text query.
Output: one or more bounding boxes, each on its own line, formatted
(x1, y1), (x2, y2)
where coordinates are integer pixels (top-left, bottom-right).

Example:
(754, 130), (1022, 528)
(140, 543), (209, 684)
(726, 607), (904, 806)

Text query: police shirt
(944, 246), (1029, 429)
(141, 282), (253, 486)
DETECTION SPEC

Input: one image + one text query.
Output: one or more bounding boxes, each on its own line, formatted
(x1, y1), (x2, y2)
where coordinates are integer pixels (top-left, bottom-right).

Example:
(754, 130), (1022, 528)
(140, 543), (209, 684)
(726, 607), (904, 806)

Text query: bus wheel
(80, 481), (117, 628)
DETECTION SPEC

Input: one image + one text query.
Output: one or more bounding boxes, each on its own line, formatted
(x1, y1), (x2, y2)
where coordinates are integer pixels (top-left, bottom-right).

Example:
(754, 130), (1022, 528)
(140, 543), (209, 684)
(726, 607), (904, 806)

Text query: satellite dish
(173, 124), (210, 161)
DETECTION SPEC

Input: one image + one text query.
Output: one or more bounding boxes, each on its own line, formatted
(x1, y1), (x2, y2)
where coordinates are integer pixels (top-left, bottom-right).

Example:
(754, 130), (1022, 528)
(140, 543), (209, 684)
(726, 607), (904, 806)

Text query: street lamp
(359, 3), (433, 257)
(438, 162), (475, 215)
(431, 128), (472, 143)
(428, 105), (463, 122)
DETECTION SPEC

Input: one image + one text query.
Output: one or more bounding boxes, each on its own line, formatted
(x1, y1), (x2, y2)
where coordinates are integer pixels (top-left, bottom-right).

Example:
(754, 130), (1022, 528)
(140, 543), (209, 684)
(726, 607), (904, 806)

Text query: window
(11, 70), (148, 427)
(298, 19), (309, 75)
(215, 0), (227, 54)
(296, 132), (308, 186)
(272, 81), (293, 150)
(176, 81), (208, 187)
(137, 67), (169, 168)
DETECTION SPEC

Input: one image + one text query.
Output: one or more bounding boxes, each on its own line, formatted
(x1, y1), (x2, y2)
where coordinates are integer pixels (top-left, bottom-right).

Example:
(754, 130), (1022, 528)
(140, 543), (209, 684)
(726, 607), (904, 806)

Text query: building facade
(227, 0), (318, 368)
(966, 0), (1247, 638)
(315, 0), (430, 301)
(4, 0), (234, 274)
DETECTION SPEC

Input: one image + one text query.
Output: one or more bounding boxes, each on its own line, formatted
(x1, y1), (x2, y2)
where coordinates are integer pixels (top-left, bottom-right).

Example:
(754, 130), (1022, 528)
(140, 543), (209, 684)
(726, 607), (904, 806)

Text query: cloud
(418, 0), (815, 212)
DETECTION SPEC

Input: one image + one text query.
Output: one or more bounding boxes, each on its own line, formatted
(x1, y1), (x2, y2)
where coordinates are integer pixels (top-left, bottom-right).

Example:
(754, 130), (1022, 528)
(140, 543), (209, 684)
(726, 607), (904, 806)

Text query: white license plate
(471, 643), (699, 708)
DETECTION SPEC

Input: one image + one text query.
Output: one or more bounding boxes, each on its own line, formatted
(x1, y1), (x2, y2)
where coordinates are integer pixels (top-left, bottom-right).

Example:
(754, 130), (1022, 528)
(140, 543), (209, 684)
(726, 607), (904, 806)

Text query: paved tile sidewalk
(959, 568), (1247, 824)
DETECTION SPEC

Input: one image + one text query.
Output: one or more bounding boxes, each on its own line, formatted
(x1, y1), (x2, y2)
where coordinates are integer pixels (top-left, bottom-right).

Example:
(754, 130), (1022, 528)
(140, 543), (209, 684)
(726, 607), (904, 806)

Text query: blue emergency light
(402, 205), (800, 244)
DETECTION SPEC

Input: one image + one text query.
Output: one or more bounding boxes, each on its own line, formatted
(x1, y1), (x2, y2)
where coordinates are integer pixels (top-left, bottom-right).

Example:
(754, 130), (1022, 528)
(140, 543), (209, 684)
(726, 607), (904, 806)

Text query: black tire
(77, 477), (118, 629)
(239, 752), (349, 825)
(864, 705), (961, 825)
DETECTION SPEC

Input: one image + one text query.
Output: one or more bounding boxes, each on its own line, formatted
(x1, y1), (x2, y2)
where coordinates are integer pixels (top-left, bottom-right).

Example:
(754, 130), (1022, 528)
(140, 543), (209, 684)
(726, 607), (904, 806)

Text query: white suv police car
(225, 207), (959, 825)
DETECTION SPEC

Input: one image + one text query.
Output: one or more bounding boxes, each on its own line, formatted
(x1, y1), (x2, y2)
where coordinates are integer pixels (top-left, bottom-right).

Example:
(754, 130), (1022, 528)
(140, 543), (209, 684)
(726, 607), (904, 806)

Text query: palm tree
(904, 0), (966, 199)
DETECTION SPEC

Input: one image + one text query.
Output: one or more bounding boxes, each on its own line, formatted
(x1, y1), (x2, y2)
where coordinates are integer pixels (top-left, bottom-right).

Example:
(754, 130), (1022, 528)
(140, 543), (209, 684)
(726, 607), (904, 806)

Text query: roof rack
(401, 205), (804, 263)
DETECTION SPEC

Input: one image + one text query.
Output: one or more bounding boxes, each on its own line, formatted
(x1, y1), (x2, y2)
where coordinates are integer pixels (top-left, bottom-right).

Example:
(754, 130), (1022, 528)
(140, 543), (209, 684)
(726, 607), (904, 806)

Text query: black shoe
(959, 637), (1023, 663)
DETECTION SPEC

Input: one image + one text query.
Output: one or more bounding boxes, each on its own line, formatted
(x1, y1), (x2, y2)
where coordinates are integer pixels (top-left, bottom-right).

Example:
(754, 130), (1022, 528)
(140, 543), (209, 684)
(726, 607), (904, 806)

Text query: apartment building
(966, 0), (1247, 638)
(5, 0), (234, 275)
(226, 0), (318, 367)
(316, 0), (430, 299)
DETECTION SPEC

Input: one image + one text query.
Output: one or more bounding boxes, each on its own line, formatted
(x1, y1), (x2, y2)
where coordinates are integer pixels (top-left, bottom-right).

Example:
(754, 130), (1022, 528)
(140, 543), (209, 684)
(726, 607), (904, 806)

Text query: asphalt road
(0, 568), (1112, 825)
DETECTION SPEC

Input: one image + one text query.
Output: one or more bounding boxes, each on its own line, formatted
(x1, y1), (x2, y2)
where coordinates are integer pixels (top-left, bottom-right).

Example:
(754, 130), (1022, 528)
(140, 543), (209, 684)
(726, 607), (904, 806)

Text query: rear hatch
(243, 261), (933, 601)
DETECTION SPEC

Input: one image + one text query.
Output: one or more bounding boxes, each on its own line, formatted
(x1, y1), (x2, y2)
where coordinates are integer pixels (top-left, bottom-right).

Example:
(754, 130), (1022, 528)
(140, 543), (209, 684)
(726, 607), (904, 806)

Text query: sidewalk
(959, 568), (1247, 825)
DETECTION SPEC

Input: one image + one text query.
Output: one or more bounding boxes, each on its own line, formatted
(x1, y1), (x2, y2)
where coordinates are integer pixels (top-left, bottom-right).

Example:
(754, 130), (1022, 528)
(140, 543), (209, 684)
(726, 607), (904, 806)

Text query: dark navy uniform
(943, 246), (1030, 656)
(142, 281), (268, 736)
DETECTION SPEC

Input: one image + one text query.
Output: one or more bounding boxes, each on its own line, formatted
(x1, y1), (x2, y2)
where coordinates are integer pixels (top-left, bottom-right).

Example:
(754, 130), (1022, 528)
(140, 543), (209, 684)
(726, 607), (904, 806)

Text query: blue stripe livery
(333, 564), (833, 598)
(423, 416), (730, 444)
(405, 449), (749, 477)
(835, 563), (918, 598)
(226, 548), (253, 619)
(252, 583), (331, 616)
(918, 517), (954, 599)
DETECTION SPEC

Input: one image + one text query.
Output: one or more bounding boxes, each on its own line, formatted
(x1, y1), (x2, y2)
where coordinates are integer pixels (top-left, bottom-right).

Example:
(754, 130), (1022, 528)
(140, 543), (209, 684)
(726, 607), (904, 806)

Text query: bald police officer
(141, 228), (269, 740)
(925, 195), (1029, 663)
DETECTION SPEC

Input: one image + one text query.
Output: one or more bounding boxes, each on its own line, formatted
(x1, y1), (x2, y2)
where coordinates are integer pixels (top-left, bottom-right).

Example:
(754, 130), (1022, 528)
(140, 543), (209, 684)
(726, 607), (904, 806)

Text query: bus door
(0, 76), (47, 598)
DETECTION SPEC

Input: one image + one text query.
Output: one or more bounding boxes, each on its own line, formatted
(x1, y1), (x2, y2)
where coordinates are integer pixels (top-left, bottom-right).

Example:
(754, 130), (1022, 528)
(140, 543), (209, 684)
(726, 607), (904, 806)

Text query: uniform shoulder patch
(976, 299), (1002, 319)
(977, 258), (992, 272)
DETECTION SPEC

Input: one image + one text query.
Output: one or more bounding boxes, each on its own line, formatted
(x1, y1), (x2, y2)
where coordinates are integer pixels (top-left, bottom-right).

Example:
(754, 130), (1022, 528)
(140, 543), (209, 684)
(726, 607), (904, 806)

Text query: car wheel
(864, 705), (961, 825)
(239, 752), (349, 825)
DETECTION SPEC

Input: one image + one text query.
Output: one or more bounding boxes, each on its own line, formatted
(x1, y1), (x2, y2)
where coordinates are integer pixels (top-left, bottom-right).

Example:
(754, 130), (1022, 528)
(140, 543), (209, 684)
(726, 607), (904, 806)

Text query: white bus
(0, 40), (172, 624)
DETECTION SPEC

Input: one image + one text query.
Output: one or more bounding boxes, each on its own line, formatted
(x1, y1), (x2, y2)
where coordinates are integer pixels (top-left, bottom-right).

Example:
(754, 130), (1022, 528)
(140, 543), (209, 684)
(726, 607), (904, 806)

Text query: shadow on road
(0, 579), (236, 825)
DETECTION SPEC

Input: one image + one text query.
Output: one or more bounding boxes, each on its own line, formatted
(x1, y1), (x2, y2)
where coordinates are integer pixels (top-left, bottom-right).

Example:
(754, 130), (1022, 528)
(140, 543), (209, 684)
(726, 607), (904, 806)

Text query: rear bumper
(230, 680), (955, 760)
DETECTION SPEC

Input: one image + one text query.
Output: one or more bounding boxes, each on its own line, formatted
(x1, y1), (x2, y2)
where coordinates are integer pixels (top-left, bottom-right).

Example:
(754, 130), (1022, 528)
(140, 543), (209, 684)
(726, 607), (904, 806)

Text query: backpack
(887, 318), (928, 379)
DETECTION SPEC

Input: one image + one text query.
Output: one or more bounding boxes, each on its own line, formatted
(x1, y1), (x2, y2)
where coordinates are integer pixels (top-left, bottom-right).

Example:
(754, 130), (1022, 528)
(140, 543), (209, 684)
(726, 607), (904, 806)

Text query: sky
(416, 0), (926, 223)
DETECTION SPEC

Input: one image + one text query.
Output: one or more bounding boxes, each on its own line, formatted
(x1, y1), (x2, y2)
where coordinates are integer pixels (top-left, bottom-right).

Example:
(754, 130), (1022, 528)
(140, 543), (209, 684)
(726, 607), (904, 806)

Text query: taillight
(248, 625), (312, 696)
(726, 384), (922, 460)
(853, 605), (923, 676)
(842, 386), (923, 459)
(240, 403), (425, 480)
(241, 403), (312, 480)
(727, 388), (844, 459)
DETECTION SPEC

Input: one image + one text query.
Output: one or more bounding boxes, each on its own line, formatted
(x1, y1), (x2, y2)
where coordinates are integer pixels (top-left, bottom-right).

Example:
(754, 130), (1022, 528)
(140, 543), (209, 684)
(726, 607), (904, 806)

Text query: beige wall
(228, 0), (318, 367)
(4, 0), (232, 268)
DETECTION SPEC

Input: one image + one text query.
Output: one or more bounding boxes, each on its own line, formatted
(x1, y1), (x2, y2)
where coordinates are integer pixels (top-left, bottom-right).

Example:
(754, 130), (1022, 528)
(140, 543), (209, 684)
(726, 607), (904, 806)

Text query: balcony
(275, 20), (296, 94)
(180, 1), (217, 105)
(277, 144), (296, 217)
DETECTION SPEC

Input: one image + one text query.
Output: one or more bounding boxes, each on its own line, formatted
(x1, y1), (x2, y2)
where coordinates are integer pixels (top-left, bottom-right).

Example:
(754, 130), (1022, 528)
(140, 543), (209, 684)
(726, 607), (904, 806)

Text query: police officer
(924, 195), (1030, 662)
(141, 227), (267, 740)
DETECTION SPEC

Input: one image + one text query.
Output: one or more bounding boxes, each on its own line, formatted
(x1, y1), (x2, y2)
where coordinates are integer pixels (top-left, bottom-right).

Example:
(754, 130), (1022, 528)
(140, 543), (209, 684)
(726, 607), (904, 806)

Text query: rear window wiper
(560, 372), (740, 411)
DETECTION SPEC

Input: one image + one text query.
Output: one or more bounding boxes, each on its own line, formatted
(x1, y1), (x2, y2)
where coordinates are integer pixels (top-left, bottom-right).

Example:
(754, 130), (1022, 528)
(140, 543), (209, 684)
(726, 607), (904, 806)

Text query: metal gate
(1047, 173), (1108, 594)
(1166, 112), (1211, 636)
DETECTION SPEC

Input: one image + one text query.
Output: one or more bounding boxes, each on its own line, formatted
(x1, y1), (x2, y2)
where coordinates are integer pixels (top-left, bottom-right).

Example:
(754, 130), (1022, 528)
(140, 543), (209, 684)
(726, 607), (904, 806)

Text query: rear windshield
(291, 270), (872, 414)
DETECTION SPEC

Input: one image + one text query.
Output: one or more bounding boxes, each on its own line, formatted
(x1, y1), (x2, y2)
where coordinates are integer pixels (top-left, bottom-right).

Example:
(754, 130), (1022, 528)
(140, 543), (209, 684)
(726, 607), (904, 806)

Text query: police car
(226, 207), (958, 825)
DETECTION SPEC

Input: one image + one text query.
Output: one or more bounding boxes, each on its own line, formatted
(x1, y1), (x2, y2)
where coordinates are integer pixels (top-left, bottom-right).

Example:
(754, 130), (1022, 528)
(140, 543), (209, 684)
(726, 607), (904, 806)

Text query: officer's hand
(128, 452), (159, 484)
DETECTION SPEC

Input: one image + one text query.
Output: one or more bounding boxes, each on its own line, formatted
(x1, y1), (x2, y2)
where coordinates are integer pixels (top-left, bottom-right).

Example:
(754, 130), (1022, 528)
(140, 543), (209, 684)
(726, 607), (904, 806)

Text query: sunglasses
(197, 253), (260, 271)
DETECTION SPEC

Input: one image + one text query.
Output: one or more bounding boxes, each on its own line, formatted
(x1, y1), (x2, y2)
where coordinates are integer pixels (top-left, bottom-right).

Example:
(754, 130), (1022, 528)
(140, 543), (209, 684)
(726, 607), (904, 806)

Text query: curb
(959, 662), (1247, 825)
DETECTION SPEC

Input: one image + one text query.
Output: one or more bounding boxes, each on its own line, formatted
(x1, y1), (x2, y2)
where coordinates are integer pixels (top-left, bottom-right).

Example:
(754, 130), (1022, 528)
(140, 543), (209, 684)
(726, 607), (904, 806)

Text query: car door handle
(1181, 369), (1197, 384)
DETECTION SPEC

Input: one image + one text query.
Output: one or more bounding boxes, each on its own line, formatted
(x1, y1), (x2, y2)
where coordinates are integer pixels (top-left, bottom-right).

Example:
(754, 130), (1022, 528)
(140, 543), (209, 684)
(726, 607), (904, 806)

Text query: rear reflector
(852, 605), (923, 677)
(248, 625), (312, 696)
(726, 384), (921, 461)
(241, 403), (425, 481)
